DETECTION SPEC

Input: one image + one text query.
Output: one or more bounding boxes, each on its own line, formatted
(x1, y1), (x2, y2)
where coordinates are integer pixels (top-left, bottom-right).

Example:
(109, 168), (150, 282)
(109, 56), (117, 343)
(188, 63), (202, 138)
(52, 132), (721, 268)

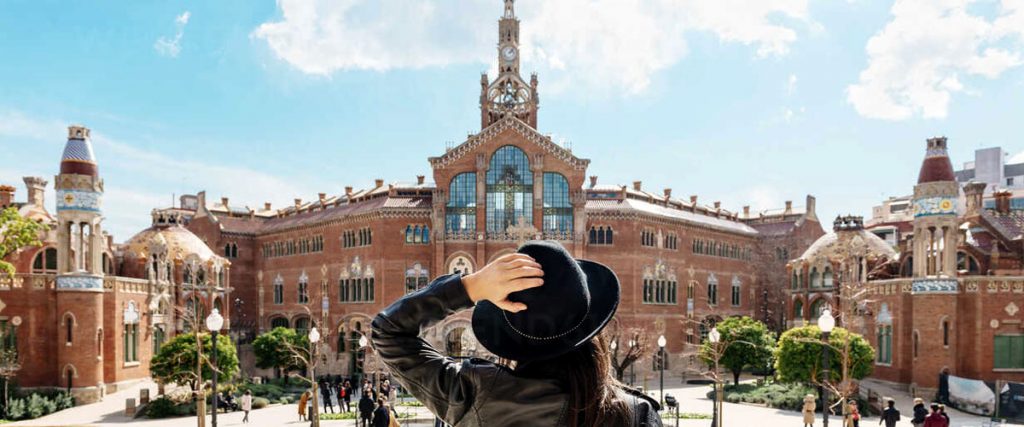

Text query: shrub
(7, 397), (26, 420)
(55, 392), (75, 410)
(26, 394), (48, 419)
(278, 397), (289, 405)
(145, 397), (179, 419)
(252, 397), (270, 409)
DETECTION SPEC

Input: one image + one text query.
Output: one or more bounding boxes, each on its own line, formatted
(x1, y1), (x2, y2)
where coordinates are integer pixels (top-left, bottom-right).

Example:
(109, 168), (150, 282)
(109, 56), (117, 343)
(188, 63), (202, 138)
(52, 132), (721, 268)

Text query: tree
(774, 325), (874, 385)
(0, 207), (48, 277)
(252, 327), (309, 381)
(602, 318), (651, 384)
(150, 332), (239, 391)
(700, 316), (776, 385)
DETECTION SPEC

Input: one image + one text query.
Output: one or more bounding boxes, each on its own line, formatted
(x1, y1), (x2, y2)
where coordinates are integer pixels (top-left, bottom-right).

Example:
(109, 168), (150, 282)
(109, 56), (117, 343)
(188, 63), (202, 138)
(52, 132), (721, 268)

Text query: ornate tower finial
(480, 0), (537, 129)
(504, 0), (515, 19)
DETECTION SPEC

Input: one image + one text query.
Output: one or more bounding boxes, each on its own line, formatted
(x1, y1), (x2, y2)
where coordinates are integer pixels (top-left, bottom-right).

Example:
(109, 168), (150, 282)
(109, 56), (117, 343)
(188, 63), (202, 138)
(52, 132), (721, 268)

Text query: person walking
(802, 394), (816, 427)
(847, 400), (860, 427)
(924, 403), (948, 427)
(339, 379), (352, 412)
(370, 242), (662, 426)
(371, 398), (391, 427)
(359, 389), (375, 427)
(239, 390), (252, 424)
(320, 379), (334, 413)
(912, 398), (928, 427)
(878, 398), (899, 427)
(298, 390), (310, 422)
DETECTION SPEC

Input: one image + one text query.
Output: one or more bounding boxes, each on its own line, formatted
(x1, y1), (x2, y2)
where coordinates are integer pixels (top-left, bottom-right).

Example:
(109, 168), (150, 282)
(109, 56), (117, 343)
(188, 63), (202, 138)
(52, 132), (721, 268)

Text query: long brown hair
(546, 334), (632, 426)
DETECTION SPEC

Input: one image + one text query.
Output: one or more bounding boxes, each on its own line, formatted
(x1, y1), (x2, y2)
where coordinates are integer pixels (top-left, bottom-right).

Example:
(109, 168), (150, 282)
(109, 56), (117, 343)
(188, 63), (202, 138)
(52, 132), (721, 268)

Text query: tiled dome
(917, 137), (955, 184)
(60, 125), (98, 176)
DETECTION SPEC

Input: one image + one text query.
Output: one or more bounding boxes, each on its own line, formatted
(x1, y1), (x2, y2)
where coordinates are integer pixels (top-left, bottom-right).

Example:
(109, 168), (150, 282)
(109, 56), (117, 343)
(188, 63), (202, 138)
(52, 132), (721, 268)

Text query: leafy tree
(252, 327), (309, 380)
(774, 325), (874, 385)
(0, 207), (48, 277)
(150, 332), (238, 391)
(699, 316), (776, 385)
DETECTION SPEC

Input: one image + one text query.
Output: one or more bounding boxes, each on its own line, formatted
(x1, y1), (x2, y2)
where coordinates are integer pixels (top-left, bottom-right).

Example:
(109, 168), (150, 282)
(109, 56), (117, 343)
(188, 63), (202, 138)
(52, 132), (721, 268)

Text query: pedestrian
(370, 242), (662, 426)
(320, 380), (334, 413)
(878, 397), (899, 427)
(339, 379), (352, 412)
(371, 397), (391, 427)
(298, 390), (310, 422)
(359, 389), (375, 427)
(240, 390), (252, 424)
(802, 394), (816, 427)
(924, 403), (948, 427)
(912, 398), (928, 427)
(846, 400), (860, 427)
(937, 404), (950, 425)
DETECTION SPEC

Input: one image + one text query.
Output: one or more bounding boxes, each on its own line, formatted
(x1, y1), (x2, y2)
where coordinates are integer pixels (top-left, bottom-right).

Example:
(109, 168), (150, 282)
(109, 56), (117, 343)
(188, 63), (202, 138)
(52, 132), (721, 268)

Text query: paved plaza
(9, 376), (1000, 427)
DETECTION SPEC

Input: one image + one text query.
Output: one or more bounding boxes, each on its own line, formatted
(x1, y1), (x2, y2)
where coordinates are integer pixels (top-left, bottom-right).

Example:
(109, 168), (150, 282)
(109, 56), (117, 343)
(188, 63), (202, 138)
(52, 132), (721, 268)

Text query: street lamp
(358, 335), (370, 390)
(628, 339), (637, 386)
(709, 327), (722, 427)
(309, 327), (321, 427)
(657, 335), (667, 407)
(205, 309), (225, 427)
(817, 308), (835, 427)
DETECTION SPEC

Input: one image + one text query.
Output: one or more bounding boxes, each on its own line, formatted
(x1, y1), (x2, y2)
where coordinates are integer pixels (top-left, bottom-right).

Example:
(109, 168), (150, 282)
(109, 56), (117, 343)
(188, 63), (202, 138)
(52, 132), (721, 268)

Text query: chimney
(963, 181), (987, 216)
(264, 202), (272, 211)
(805, 195), (818, 221)
(690, 195), (698, 205)
(318, 193), (327, 204)
(345, 186), (353, 197)
(714, 201), (721, 209)
(0, 185), (14, 207)
(294, 198), (302, 210)
(664, 188), (672, 199)
(589, 176), (598, 188)
(994, 190), (1012, 214)
(375, 179), (384, 188)
(743, 206), (750, 218)
(632, 181), (642, 191)
(22, 177), (47, 208)
(416, 175), (425, 185)
(221, 197), (229, 207)
(784, 200), (793, 214)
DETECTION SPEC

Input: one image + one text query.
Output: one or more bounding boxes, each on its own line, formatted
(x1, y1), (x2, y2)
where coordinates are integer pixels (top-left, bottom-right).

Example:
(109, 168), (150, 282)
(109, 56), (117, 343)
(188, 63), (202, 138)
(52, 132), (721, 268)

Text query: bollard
(125, 398), (136, 417)
(140, 388), (150, 404)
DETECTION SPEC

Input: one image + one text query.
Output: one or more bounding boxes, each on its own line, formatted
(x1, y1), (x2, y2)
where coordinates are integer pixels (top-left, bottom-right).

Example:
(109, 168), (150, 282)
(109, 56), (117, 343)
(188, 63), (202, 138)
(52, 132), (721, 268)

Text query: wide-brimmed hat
(471, 240), (620, 362)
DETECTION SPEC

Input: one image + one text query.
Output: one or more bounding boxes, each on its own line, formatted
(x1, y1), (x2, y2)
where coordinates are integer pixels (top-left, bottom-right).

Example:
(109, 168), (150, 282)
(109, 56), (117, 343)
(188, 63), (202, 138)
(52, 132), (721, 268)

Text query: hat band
(501, 303), (590, 341)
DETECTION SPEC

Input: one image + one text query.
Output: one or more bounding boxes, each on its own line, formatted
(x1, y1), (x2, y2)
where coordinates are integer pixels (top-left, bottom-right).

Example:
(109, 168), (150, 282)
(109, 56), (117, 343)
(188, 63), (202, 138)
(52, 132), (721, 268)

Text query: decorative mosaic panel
(56, 275), (103, 290)
(56, 189), (101, 212)
(911, 278), (959, 294)
(913, 196), (956, 217)
(61, 139), (96, 162)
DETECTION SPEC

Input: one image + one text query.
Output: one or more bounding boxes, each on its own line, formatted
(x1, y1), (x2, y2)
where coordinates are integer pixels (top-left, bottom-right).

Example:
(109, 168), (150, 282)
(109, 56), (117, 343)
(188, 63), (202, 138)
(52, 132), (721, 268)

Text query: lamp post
(205, 309), (225, 427)
(359, 335), (372, 397)
(657, 335), (666, 407)
(817, 308), (835, 427)
(628, 339), (637, 386)
(709, 327), (722, 427)
(309, 327), (321, 427)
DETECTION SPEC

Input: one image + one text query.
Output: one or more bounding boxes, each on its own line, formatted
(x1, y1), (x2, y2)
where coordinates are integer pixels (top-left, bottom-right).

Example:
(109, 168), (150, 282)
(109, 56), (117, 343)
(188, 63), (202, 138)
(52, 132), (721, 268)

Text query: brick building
(0, 126), (230, 403)
(788, 137), (1024, 398)
(172, 0), (824, 381)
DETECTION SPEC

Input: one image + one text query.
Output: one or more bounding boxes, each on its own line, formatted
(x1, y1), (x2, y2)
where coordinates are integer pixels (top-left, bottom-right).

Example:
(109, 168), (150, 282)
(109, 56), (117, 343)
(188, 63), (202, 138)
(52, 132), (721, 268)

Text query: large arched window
(486, 146), (533, 233)
(809, 298), (827, 317)
(542, 172), (572, 233)
(794, 299), (804, 320)
(273, 275), (284, 305)
(822, 267), (834, 288)
(446, 173), (477, 233)
(32, 247), (58, 273)
(707, 274), (718, 306)
(810, 267), (820, 288)
(270, 317), (289, 329)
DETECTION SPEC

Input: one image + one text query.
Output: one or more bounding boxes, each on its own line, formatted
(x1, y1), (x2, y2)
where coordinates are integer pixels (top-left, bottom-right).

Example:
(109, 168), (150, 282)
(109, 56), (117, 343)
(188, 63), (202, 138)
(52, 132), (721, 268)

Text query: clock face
(502, 46), (517, 61)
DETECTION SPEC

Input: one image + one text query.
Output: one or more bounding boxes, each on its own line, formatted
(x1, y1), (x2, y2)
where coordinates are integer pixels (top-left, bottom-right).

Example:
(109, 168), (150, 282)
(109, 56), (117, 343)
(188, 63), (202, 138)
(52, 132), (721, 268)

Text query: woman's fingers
(501, 256), (541, 270)
(505, 265), (543, 280)
(511, 277), (544, 291)
(496, 300), (528, 313)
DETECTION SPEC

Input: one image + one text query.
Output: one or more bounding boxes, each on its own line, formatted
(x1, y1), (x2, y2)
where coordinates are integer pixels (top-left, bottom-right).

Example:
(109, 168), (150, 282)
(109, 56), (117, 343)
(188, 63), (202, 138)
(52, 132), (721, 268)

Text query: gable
(428, 116), (589, 172)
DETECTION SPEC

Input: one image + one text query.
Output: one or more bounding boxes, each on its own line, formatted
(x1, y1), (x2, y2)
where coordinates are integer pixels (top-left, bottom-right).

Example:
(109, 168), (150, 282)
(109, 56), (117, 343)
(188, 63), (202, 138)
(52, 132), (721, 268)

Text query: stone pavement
(8, 376), (1010, 426)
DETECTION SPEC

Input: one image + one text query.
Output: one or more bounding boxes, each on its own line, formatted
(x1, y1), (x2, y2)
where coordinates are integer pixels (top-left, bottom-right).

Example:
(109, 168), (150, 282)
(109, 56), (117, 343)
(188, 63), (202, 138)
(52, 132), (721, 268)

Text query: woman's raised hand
(462, 253), (544, 313)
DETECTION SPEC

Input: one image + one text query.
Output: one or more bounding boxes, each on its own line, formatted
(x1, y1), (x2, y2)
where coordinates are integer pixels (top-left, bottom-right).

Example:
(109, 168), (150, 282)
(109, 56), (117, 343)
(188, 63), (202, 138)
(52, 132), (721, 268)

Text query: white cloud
(154, 11), (191, 58)
(787, 74), (798, 94)
(847, 0), (1024, 121)
(252, 0), (813, 94)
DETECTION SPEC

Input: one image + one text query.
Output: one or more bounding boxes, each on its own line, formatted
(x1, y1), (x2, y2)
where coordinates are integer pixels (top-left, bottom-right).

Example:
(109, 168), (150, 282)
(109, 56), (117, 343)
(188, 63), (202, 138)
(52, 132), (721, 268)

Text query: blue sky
(2, 0), (1024, 240)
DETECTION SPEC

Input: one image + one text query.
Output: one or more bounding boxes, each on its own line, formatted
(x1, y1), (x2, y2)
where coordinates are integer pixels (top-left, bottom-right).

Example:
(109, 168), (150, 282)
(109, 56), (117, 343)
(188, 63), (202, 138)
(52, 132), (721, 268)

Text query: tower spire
(504, 0), (515, 19)
(480, 0), (537, 129)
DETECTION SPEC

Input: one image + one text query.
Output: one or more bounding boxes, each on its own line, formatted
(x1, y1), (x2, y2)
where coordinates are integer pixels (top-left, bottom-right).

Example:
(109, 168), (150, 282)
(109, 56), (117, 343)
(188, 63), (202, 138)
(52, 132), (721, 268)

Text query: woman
(802, 394), (816, 427)
(371, 241), (661, 426)
(298, 390), (310, 422)
(371, 397), (391, 427)
(239, 390), (252, 424)
(911, 398), (928, 427)
(846, 400), (860, 427)
(340, 379), (352, 412)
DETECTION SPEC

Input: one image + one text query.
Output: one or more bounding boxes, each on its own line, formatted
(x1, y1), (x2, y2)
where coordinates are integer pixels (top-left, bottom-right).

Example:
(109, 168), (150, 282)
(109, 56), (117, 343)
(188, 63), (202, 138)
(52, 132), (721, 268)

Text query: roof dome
(796, 228), (897, 264)
(917, 137), (955, 184)
(60, 125), (98, 176)
(123, 222), (223, 264)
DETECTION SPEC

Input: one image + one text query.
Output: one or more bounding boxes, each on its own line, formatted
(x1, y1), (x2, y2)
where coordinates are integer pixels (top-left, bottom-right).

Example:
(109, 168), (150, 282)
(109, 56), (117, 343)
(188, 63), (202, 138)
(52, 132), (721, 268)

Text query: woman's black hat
(471, 240), (620, 362)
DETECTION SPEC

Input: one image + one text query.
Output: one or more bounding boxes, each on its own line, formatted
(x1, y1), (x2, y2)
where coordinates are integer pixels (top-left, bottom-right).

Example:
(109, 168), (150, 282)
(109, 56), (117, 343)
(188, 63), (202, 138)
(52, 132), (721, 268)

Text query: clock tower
(480, 0), (539, 129)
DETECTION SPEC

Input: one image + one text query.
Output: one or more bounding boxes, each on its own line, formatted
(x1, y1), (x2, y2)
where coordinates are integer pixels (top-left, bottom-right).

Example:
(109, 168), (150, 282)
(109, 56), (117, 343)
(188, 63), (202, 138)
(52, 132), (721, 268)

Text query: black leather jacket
(371, 274), (662, 427)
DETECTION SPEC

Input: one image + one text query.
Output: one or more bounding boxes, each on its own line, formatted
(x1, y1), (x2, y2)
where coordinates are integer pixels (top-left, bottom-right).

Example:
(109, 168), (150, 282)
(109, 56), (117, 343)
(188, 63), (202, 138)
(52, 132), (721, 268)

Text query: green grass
(319, 412), (416, 421)
(397, 400), (424, 407)
(662, 412), (712, 419)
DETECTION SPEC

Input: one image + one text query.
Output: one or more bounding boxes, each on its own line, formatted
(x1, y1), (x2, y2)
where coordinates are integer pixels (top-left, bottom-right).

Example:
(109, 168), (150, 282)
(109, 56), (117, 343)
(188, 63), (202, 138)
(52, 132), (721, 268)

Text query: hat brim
(471, 259), (620, 363)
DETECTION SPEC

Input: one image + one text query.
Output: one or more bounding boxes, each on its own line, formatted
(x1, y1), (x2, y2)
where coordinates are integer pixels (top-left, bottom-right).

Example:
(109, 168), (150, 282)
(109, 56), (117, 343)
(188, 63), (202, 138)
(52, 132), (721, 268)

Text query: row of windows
(588, 226), (614, 245)
(223, 243), (239, 259)
(404, 225), (431, 244)
(692, 239), (752, 261)
(339, 278), (375, 303)
(263, 235), (324, 258)
(343, 228), (372, 248)
(405, 276), (429, 294)
(640, 229), (656, 247)
(664, 234), (678, 250)
(791, 267), (835, 289)
(642, 279), (677, 304)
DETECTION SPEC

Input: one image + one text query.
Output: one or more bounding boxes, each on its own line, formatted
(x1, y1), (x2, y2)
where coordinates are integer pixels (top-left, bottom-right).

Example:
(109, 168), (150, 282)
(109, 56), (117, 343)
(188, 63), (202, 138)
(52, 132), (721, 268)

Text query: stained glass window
(486, 146), (533, 233)
(446, 173), (477, 232)
(542, 172), (572, 232)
